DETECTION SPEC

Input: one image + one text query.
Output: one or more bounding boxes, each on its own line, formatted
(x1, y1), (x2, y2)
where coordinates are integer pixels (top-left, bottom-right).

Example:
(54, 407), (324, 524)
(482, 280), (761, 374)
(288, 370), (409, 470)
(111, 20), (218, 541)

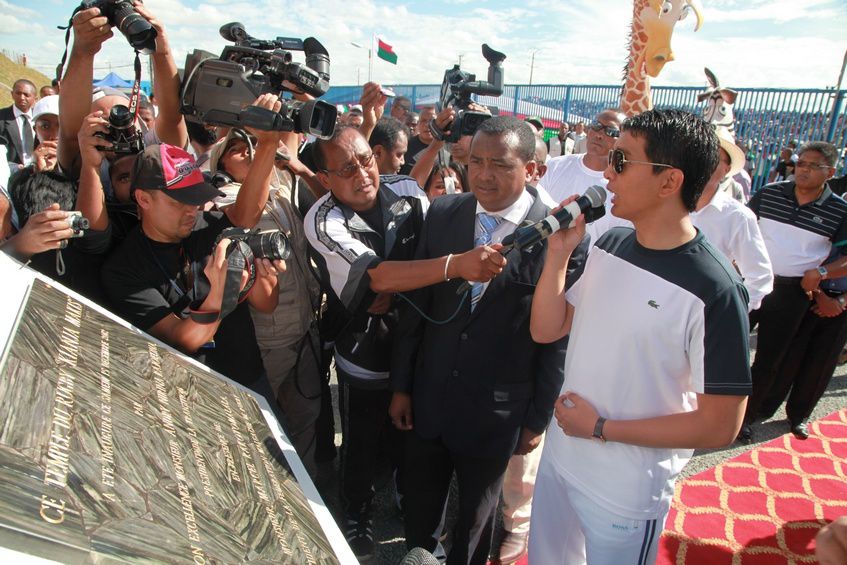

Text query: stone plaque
(0, 278), (345, 564)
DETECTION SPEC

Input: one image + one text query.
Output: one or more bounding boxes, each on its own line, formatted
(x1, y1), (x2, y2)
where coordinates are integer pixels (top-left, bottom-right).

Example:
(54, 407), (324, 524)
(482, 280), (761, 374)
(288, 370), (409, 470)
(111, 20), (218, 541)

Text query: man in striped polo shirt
(741, 141), (847, 442)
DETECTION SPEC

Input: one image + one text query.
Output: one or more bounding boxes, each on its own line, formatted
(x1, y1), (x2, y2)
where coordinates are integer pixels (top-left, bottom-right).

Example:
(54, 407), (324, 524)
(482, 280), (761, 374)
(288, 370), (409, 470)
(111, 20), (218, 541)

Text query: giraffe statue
(621, 0), (704, 116)
(697, 67), (737, 133)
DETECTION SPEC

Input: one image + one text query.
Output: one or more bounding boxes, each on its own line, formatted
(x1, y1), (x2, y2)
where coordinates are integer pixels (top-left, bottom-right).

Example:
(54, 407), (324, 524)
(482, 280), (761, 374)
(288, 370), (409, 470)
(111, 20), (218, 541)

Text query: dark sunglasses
(589, 121), (621, 138)
(608, 149), (674, 174)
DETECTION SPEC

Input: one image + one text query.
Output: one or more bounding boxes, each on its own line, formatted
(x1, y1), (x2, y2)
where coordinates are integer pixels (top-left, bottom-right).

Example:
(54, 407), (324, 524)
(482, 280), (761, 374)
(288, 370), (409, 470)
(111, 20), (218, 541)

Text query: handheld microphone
(454, 185), (606, 296)
(501, 185), (606, 251)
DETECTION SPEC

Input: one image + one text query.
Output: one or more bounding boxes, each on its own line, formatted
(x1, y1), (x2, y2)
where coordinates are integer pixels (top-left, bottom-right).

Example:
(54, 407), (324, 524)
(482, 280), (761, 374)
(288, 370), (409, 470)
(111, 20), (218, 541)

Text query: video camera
(436, 44), (506, 143)
(180, 23), (337, 139)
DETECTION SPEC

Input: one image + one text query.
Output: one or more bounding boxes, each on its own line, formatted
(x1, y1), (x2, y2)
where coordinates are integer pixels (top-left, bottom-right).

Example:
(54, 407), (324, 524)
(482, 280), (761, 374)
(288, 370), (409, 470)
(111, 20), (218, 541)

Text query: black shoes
(737, 423), (753, 444)
(791, 421), (810, 440)
(344, 503), (375, 561)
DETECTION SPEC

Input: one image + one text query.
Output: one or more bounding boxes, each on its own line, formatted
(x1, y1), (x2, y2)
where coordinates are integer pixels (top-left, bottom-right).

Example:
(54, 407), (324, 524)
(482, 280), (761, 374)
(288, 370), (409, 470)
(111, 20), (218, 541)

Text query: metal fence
(323, 84), (847, 191)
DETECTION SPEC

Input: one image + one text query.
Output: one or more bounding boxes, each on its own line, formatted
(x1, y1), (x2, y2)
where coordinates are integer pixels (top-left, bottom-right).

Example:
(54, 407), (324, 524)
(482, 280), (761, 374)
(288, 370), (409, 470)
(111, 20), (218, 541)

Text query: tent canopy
(93, 72), (132, 88)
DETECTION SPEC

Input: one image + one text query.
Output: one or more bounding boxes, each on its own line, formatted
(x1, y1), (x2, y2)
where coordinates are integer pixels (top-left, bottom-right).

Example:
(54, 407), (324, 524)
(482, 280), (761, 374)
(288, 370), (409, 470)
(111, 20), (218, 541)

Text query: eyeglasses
(608, 149), (674, 174)
(589, 121), (621, 138)
(321, 153), (375, 179)
(795, 159), (831, 171)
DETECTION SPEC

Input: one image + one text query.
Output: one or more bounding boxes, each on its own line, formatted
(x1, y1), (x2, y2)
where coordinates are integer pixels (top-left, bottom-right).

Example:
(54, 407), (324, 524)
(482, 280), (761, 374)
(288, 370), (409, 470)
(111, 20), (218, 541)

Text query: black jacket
(391, 187), (571, 460)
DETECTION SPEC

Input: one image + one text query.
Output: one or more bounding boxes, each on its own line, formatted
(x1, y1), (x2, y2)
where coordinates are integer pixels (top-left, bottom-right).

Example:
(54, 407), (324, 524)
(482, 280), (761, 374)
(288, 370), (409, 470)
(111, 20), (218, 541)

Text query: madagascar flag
(376, 36), (398, 65)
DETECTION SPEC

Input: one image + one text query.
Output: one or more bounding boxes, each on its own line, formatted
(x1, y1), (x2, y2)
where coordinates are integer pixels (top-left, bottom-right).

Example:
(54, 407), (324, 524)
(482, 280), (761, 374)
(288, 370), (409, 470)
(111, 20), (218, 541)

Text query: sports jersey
(544, 227), (751, 519)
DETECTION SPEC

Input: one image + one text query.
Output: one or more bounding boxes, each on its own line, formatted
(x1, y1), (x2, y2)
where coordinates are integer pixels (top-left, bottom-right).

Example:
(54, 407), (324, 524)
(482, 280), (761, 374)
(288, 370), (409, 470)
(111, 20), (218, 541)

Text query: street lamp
(351, 41), (372, 83)
(528, 49), (540, 86)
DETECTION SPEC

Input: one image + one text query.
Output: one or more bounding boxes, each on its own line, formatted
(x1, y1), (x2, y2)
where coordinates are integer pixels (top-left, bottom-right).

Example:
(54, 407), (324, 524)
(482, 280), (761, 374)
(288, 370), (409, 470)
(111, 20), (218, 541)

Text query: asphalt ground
(314, 332), (847, 564)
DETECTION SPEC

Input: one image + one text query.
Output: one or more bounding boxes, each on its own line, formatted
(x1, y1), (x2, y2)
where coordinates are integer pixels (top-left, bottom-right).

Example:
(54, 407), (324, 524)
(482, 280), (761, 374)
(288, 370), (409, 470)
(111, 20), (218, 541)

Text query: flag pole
(368, 32), (374, 82)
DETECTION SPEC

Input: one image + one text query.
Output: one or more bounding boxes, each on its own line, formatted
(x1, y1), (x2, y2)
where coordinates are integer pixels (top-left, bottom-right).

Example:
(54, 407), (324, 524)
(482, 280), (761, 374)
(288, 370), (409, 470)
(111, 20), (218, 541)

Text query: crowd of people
(0, 3), (846, 565)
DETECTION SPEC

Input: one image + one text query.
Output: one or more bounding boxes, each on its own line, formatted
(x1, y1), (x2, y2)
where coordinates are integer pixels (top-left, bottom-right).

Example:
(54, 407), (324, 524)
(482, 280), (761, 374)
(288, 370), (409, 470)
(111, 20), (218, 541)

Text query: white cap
(32, 95), (60, 122)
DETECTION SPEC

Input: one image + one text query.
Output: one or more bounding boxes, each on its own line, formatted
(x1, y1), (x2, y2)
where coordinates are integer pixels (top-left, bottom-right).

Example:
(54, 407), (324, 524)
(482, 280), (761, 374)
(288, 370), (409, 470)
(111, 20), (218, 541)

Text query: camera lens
(109, 105), (134, 129)
(110, 0), (157, 54)
(248, 232), (290, 261)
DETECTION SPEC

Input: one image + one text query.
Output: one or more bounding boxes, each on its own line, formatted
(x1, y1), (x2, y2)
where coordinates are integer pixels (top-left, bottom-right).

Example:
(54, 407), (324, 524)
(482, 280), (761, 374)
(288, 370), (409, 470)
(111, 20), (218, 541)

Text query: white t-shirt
(537, 154), (632, 245)
(543, 228), (751, 520)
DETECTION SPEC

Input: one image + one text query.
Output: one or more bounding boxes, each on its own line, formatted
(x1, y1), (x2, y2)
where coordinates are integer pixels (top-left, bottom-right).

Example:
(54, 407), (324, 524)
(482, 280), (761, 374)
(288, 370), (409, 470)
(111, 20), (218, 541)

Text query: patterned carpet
(658, 409), (847, 565)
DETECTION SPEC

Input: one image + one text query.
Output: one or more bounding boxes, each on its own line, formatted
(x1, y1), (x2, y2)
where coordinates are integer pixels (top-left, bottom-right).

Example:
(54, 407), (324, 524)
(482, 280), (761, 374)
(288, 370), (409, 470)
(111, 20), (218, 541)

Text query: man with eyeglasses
(390, 96), (413, 122)
(529, 109), (751, 564)
(740, 141), (847, 443)
(537, 109), (632, 245)
(304, 125), (506, 560)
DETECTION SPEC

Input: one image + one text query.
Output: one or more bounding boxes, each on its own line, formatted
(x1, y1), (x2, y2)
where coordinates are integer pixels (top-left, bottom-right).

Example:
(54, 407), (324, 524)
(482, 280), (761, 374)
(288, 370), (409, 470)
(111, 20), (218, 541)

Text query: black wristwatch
(592, 416), (607, 442)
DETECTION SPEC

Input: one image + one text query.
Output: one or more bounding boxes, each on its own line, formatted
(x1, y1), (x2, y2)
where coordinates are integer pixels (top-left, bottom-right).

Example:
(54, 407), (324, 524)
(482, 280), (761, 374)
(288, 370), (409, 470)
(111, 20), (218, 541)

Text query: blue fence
(323, 84), (847, 191)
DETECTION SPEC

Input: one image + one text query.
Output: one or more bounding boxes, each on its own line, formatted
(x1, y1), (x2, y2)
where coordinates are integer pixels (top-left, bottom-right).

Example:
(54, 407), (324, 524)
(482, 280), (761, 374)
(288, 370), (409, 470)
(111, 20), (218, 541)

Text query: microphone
(454, 185), (606, 296)
(501, 185), (606, 251)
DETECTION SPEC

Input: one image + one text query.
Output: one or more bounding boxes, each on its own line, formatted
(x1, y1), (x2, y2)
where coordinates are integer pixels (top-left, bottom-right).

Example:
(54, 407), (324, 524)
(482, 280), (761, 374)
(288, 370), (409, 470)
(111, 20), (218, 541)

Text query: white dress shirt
(474, 189), (534, 298)
(691, 188), (774, 311)
(12, 105), (34, 166)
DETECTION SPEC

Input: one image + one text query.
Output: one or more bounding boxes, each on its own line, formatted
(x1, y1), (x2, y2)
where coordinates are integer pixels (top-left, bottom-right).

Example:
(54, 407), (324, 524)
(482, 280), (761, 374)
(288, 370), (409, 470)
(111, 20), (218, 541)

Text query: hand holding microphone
(455, 186), (606, 295)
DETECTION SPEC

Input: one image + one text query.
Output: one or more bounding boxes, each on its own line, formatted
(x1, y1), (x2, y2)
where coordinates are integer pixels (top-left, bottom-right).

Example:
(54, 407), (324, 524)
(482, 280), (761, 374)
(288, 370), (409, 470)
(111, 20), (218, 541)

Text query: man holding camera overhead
(101, 96), (285, 388)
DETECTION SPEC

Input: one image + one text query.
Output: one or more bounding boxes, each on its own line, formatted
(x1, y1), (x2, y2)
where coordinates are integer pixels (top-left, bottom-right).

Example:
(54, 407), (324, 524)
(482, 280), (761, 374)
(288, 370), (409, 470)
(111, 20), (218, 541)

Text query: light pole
(351, 41), (372, 83)
(528, 49), (540, 86)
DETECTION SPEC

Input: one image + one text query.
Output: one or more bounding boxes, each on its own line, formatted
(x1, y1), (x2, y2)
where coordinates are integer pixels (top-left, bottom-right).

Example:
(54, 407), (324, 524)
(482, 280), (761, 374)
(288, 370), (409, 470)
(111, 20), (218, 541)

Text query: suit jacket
(391, 186), (568, 461)
(0, 105), (27, 165)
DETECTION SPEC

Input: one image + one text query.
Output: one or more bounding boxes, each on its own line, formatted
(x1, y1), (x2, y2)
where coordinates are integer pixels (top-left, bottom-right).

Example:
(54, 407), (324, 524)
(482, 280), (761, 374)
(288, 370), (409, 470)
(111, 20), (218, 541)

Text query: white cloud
(0, 0), (844, 93)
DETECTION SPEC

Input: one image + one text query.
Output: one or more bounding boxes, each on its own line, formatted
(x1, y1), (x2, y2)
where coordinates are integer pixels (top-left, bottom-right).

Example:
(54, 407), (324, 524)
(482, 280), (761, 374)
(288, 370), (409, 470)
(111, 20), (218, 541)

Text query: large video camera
(180, 23), (337, 139)
(436, 44), (506, 143)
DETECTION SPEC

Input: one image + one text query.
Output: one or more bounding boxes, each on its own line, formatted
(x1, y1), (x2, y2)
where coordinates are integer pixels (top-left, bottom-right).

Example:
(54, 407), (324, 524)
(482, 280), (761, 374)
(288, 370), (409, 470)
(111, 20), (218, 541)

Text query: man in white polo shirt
(537, 109), (632, 245)
(691, 126), (773, 312)
(528, 109), (751, 565)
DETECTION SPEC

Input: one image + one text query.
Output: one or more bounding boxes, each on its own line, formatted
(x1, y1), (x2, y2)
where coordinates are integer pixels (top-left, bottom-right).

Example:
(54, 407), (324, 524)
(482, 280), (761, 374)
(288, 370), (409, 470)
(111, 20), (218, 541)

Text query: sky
(1, 0), (846, 91)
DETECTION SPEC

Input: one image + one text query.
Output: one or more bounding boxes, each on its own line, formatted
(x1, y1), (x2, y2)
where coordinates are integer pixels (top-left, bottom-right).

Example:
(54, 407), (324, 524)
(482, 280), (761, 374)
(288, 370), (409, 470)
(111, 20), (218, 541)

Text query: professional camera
(180, 22), (336, 138)
(216, 227), (291, 262)
(79, 0), (157, 54)
(67, 211), (90, 238)
(95, 104), (144, 155)
(435, 44), (506, 143)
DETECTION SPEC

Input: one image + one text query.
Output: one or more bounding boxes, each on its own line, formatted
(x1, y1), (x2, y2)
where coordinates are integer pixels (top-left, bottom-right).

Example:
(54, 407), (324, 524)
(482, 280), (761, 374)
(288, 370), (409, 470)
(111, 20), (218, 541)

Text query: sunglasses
(795, 159), (830, 171)
(321, 152), (375, 179)
(608, 149), (674, 174)
(589, 121), (621, 138)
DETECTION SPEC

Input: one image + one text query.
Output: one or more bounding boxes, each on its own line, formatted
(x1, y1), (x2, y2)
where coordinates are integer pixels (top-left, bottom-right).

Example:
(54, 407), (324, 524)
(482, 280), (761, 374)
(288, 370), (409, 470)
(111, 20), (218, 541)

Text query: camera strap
(219, 239), (256, 320)
(127, 51), (143, 123)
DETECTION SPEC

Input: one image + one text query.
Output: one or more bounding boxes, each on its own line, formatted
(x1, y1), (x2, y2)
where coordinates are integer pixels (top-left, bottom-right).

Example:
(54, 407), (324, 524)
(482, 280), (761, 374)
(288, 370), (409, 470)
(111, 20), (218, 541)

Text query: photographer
(1, 203), (76, 261)
(207, 125), (324, 474)
(58, 0), (187, 177)
(101, 141), (282, 387)
(5, 170), (108, 302)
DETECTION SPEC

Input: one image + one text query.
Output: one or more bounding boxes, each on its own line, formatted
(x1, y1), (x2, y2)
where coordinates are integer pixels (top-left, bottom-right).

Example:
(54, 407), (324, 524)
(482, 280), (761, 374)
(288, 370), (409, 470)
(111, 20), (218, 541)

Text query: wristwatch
(592, 416), (607, 442)
(817, 266), (829, 280)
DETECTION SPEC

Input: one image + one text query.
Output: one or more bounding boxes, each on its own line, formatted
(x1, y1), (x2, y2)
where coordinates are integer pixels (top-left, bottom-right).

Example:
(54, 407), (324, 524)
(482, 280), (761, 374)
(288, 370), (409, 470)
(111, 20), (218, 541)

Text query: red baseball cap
(131, 144), (224, 206)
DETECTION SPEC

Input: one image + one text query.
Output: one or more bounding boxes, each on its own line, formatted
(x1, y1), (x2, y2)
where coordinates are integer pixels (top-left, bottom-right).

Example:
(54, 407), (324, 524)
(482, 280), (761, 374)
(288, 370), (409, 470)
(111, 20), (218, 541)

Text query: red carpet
(658, 409), (847, 564)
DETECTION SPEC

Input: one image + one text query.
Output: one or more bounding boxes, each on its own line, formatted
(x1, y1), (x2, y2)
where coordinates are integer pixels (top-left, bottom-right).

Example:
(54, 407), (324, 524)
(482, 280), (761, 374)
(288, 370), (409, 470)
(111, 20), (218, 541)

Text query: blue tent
(93, 72), (132, 89)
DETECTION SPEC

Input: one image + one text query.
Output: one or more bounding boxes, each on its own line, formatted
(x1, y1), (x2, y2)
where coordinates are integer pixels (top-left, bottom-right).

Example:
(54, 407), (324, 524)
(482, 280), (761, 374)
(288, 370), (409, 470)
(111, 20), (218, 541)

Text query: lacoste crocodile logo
(648, 300), (660, 309)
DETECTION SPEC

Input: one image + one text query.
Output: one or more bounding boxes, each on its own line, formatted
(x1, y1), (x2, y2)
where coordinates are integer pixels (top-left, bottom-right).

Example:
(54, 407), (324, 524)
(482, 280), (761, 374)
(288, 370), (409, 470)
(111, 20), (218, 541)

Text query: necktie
(21, 114), (34, 156)
(470, 212), (502, 311)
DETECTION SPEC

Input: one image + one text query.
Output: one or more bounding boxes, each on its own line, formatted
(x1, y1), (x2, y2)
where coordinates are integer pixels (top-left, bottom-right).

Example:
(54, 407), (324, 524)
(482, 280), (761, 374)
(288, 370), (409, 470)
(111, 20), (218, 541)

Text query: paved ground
(314, 334), (847, 564)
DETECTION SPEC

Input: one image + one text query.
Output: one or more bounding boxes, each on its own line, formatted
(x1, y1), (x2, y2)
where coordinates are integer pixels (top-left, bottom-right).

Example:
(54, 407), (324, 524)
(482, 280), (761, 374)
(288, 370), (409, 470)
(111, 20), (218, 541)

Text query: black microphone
(501, 185), (606, 251)
(454, 185), (606, 296)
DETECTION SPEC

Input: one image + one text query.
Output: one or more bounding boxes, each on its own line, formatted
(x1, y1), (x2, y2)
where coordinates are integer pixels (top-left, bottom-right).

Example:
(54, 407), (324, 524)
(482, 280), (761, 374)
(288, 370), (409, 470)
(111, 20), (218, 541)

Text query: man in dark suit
(390, 116), (569, 565)
(0, 79), (37, 166)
